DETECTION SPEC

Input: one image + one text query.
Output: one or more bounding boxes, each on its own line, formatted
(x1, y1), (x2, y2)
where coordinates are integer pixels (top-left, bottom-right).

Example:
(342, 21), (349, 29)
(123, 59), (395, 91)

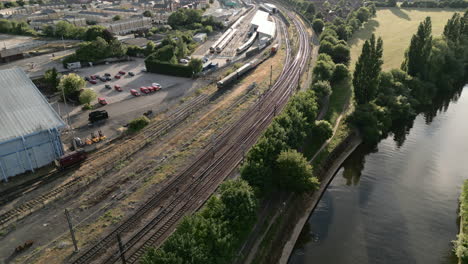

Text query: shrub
(79, 88), (97, 106)
(332, 64), (350, 82)
(128, 116), (150, 133)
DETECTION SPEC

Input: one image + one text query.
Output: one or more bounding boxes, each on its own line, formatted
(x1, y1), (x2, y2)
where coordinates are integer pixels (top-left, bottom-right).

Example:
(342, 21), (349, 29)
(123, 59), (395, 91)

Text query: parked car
(106, 76), (112, 81)
(140, 87), (150, 94)
(179, 59), (189, 64)
(89, 80), (97, 84)
(84, 76), (90, 81)
(128, 72), (135, 76)
(98, 97), (107, 105)
(104, 73), (111, 76)
(115, 75), (121, 79)
(99, 77), (107, 82)
(88, 110), (108, 123)
(130, 89), (140, 96)
(147, 86), (156, 92)
(114, 85), (122, 91)
(91, 75), (97, 80)
(152, 83), (162, 90)
(118, 71), (126, 75)
(105, 84), (111, 89)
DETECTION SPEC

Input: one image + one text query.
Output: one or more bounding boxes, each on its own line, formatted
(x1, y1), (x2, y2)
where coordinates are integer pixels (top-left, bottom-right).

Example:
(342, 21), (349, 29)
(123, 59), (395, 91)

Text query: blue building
(0, 68), (65, 181)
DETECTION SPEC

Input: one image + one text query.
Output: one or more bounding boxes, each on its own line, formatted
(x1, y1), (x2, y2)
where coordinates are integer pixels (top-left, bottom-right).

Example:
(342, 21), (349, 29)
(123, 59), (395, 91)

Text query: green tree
(313, 54), (336, 82)
(108, 39), (127, 57)
(401, 17), (432, 79)
(311, 80), (332, 98)
(145, 40), (156, 55)
(143, 10), (153, 17)
(274, 149), (319, 193)
(84, 25), (114, 41)
(331, 43), (351, 64)
(75, 37), (110, 62)
(79, 88), (97, 107)
(219, 179), (257, 234)
(356, 7), (371, 23)
(189, 58), (203, 74)
(332, 63), (350, 82)
(175, 37), (188, 59)
(311, 120), (333, 143)
(59, 73), (86, 97)
(113, 15), (121, 21)
(312, 18), (324, 34)
(353, 34), (383, 104)
(153, 44), (176, 62)
(44, 67), (60, 91)
(128, 116), (150, 132)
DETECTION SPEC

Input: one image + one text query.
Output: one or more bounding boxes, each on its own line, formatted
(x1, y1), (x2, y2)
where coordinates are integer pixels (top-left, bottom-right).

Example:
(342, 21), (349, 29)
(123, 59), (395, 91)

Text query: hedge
(145, 55), (194, 77)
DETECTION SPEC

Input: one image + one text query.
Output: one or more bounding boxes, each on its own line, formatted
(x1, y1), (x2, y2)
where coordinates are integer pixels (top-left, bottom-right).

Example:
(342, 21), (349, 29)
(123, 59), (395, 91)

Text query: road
(0, 49), (73, 78)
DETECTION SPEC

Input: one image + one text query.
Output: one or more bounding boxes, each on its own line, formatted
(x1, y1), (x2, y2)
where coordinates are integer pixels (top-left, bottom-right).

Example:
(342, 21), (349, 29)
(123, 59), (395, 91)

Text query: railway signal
(65, 209), (79, 253)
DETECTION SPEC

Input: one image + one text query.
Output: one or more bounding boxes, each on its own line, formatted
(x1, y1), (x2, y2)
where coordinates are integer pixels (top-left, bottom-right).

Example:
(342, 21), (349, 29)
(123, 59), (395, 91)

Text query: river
(289, 85), (468, 264)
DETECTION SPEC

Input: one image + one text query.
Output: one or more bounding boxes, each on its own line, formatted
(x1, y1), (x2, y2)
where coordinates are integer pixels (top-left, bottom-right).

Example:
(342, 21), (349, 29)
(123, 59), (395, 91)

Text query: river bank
(289, 85), (468, 264)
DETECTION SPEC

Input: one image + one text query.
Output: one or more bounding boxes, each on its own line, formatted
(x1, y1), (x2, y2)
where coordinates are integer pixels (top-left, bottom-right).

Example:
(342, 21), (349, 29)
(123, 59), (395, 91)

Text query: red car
(98, 97), (108, 105)
(147, 86), (156, 92)
(130, 89), (140, 96)
(114, 85), (122, 92)
(90, 75), (97, 80)
(89, 80), (97, 84)
(140, 87), (150, 94)
(152, 85), (161, 91)
(115, 75), (121, 79)
(118, 71), (126, 75)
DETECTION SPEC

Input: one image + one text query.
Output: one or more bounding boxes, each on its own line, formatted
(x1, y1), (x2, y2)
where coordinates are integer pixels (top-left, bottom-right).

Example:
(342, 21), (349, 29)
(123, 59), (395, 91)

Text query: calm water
(289, 85), (468, 264)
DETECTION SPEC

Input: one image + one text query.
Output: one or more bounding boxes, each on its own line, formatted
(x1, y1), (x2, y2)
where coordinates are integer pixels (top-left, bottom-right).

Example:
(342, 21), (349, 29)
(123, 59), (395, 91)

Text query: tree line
(350, 11), (468, 144)
(141, 179), (257, 264)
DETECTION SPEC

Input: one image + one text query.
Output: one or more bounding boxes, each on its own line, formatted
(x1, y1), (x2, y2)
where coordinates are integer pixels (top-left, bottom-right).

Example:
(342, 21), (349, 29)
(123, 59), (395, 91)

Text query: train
(56, 150), (87, 169)
(259, 3), (277, 14)
(210, 28), (233, 53)
(216, 29), (237, 53)
(236, 31), (258, 54)
(217, 59), (259, 88)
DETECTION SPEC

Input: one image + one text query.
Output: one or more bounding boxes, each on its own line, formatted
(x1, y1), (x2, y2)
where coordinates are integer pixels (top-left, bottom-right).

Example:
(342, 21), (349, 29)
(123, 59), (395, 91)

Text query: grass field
(349, 8), (464, 71)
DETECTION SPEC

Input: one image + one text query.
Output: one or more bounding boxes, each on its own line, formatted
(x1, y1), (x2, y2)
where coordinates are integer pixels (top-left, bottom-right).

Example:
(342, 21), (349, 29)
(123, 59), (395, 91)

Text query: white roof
(257, 20), (276, 38)
(251, 10), (269, 27)
(0, 68), (65, 142)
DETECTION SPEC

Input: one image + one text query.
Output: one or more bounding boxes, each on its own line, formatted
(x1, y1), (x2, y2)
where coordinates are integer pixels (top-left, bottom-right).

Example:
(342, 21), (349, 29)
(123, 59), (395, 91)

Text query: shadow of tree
(347, 20), (380, 47)
(389, 7), (411, 21)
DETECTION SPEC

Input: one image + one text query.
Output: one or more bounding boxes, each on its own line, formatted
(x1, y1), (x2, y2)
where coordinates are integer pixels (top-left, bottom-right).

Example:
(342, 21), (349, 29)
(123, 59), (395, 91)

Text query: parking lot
(52, 59), (209, 149)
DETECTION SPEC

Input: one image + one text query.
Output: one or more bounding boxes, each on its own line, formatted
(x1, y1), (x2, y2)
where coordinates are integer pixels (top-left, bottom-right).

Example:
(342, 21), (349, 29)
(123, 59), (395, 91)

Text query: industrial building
(250, 10), (276, 39)
(104, 17), (152, 35)
(0, 68), (65, 181)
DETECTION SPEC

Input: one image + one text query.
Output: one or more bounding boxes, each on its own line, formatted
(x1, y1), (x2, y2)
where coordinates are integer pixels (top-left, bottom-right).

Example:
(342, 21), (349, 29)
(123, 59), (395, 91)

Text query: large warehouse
(0, 68), (65, 181)
(250, 10), (276, 39)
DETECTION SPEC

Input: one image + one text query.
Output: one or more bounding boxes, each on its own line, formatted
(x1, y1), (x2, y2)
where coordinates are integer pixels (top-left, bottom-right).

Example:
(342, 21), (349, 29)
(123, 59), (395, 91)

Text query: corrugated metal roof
(0, 68), (65, 142)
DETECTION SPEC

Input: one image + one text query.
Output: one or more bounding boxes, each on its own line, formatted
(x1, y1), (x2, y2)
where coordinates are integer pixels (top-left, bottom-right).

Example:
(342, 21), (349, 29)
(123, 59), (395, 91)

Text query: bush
(312, 18), (324, 34)
(128, 116), (150, 133)
(79, 88), (97, 106)
(59, 73), (86, 97)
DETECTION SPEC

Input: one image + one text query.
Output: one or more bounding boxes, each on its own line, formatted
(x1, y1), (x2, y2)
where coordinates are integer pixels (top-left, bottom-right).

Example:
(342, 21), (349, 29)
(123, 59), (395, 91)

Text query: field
(349, 8), (464, 71)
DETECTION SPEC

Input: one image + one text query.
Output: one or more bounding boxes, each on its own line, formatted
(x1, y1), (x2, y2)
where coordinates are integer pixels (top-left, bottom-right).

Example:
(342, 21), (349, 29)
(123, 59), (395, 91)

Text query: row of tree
(401, 0), (468, 8)
(141, 179), (257, 264)
(0, 19), (37, 36)
(43, 23), (115, 41)
(240, 88), (326, 196)
(167, 8), (223, 33)
(0, 0), (47, 9)
(350, 11), (468, 143)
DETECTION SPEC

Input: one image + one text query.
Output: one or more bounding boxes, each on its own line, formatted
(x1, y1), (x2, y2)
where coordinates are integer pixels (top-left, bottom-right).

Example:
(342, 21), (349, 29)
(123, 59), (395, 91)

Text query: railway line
(70, 9), (311, 264)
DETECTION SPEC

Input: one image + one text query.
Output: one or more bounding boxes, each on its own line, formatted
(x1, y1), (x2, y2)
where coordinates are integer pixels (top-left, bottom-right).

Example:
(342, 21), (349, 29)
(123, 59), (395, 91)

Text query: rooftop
(0, 68), (65, 142)
(257, 20), (275, 37)
(251, 10), (269, 27)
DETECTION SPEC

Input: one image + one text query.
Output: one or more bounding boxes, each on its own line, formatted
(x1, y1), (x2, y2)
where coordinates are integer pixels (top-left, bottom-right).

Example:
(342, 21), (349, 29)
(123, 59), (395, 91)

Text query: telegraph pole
(65, 209), (79, 252)
(117, 234), (127, 264)
(269, 64), (273, 88)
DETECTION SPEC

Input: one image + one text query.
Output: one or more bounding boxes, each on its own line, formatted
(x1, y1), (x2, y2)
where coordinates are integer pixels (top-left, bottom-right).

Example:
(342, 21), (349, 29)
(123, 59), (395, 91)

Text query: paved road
(0, 49), (73, 77)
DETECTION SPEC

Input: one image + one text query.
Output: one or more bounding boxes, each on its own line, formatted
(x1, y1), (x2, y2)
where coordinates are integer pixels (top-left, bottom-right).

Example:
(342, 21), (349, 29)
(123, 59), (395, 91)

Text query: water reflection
(289, 85), (468, 264)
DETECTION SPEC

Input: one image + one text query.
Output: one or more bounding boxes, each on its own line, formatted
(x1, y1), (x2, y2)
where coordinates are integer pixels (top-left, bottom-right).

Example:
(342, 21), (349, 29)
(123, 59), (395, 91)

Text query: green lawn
(349, 7), (464, 71)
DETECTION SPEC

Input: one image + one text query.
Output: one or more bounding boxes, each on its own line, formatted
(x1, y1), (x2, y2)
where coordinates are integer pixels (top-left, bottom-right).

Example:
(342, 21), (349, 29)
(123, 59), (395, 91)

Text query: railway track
(70, 10), (311, 264)
(0, 93), (211, 227)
